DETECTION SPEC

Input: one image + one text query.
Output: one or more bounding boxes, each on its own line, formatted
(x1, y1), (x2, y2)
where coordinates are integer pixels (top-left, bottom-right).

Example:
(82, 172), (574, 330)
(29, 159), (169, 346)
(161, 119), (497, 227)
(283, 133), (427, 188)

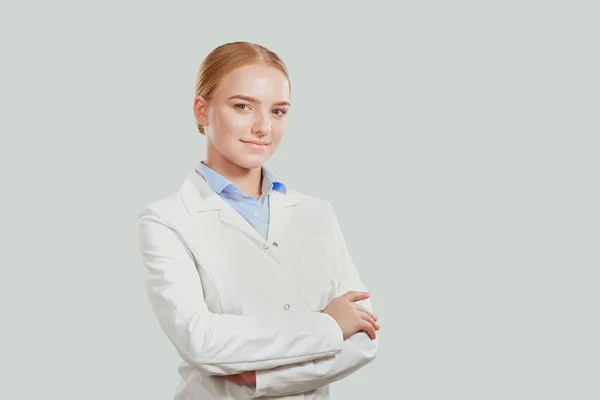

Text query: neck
(203, 156), (263, 199)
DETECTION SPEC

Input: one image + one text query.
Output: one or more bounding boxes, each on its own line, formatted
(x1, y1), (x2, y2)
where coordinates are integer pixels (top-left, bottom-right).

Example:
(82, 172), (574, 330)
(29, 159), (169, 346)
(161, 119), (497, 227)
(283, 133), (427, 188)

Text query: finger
(357, 311), (379, 332)
(343, 290), (370, 302)
(352, 303), (377, 322)
(242, 371), (256, 385)
(361, 320), (377, 340)
(227, 375), (243, 384)
(222, 375), (243, 385)
(357, 310), (376, 327)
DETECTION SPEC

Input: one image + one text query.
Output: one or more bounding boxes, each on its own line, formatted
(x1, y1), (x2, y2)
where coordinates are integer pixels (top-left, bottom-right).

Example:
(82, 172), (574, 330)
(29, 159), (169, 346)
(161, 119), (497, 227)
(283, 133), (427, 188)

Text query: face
(194, 64), (291, 171)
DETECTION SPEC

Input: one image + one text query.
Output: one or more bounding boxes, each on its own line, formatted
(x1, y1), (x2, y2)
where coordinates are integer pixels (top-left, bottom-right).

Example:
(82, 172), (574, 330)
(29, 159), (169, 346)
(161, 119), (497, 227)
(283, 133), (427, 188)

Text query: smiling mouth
(241, 140), (270, 148)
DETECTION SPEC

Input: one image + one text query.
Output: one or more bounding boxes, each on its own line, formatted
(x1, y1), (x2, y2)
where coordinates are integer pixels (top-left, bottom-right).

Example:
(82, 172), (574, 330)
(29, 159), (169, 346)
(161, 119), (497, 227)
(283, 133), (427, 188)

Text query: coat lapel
(179, 168), (301, 269)
(266, 189), (304, 283)
(266, 188), (298, 242)
(217, 202), (266, 245)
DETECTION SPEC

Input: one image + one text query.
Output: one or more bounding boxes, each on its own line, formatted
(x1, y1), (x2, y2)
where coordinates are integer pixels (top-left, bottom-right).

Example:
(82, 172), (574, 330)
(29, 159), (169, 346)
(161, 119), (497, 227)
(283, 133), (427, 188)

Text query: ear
(193, 95), (209, 128)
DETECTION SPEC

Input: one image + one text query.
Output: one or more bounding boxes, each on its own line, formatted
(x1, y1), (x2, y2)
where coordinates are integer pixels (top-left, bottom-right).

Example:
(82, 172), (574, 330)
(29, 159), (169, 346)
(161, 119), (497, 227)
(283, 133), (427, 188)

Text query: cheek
(212, 108), (250, 132)
(272, 121), (287, 143)
(226, 114), (248, 130)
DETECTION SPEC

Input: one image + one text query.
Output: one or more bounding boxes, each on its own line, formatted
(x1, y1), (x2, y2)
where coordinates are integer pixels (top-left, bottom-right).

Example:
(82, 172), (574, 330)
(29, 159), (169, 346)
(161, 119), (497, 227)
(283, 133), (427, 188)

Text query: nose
(251, 110), (271, 136)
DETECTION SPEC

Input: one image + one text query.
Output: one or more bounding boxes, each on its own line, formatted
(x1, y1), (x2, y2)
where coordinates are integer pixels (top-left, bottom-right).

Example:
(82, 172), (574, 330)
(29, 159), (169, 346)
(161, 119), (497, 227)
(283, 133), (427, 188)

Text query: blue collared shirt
(195, 161), (287, 240)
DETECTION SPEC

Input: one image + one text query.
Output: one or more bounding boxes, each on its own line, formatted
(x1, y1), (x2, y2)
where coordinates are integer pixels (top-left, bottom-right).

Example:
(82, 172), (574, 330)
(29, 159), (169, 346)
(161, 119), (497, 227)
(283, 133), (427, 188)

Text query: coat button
(262, 244), (269, 250)
(284, 304), (290, 310)
(272, 241), (279, 247)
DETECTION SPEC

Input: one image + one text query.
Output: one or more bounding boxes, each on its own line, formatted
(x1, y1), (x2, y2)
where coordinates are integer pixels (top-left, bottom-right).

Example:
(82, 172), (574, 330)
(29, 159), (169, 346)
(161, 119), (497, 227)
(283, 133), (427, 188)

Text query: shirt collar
(195, 161), (287, 196)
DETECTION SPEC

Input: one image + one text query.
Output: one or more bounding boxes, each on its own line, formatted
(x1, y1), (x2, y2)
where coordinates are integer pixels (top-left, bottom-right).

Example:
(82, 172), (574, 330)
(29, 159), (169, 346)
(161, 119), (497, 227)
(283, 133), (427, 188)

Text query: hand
(323, 291), (379, 340)
(221, 371), (256, 386)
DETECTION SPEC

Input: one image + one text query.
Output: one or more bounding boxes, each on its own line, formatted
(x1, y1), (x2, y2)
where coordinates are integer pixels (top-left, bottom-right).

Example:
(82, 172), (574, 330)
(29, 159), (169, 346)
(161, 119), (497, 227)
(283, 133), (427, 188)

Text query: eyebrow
(228, 94), (290, 107)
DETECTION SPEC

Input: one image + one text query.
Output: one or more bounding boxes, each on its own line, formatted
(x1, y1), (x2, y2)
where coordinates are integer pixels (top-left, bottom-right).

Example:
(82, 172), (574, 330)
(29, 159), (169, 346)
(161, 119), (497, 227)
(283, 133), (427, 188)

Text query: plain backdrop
(1, 1), (598, 399)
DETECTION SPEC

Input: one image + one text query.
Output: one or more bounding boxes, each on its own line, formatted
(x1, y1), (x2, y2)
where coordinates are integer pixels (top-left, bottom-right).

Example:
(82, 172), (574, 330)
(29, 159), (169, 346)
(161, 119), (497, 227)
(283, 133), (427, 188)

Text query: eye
(235, 103), (250, 111)
(272, 108), (287, 116)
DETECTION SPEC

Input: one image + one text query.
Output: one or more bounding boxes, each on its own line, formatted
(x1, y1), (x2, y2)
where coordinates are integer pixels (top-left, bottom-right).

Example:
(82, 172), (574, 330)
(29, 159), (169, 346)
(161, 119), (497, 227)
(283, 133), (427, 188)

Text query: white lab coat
(136, 169), (378, 399)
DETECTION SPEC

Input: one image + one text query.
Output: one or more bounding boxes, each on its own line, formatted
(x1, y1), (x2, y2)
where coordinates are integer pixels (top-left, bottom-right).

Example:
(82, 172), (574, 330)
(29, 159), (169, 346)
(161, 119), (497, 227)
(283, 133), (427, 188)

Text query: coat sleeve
(248, 201), (378, 398)
(136, 208), (344, 376)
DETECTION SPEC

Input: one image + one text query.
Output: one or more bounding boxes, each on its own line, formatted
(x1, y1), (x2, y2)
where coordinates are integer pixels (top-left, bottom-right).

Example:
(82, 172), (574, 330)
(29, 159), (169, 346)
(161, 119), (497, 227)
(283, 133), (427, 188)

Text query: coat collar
(178, 168), (301, 269)
(179, 169), (300, 213)
(195, 161), (287, 197)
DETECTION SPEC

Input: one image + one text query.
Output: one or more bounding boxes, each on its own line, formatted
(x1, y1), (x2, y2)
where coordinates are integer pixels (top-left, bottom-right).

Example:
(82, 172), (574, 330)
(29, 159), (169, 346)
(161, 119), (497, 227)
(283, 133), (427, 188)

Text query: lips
(241, 140), (269, 146)
(241, 140), (270, 150)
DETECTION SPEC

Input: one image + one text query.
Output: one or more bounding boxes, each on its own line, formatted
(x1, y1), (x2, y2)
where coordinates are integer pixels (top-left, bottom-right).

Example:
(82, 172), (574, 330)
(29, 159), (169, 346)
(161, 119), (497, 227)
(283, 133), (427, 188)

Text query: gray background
(1, 1), (598, 399)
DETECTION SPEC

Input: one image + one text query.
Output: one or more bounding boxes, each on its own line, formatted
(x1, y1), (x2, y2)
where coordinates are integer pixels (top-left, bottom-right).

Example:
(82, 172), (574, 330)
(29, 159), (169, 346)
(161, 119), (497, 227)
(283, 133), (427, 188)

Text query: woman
(136, 41), (379, 400)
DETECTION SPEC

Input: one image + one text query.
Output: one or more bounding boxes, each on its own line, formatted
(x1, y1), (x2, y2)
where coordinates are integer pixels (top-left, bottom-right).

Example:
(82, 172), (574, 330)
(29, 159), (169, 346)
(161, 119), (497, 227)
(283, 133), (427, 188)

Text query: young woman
(136, 41), (379, 400)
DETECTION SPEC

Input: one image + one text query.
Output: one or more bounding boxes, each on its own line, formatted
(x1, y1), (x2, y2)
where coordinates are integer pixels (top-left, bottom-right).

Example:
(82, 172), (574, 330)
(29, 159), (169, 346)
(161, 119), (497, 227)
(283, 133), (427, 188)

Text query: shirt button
(254, 211), (260, 217)
(272, 241), (279, 247)
(262, 244), (269, 250)
(284, 304), (290, 310)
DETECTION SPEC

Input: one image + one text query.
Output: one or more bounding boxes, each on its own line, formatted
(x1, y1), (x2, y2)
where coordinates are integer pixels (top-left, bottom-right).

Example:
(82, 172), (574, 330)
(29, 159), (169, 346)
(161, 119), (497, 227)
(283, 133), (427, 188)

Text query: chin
(230, 155), (268, 170)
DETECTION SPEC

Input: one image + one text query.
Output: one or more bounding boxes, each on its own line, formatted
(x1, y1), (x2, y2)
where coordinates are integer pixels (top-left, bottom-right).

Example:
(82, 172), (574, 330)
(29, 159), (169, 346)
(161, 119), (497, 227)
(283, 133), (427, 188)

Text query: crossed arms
(136, 205), (378, 398)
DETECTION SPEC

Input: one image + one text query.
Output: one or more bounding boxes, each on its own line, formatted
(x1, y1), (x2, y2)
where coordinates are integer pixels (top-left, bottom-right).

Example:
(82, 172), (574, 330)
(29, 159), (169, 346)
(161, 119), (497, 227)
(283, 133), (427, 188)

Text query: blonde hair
(195, 41), (291, 134)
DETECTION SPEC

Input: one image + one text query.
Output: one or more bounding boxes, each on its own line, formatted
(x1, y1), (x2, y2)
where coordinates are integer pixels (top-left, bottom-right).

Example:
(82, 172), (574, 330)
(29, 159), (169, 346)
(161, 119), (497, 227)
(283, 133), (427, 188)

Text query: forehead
(216, 64), (290, 101)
